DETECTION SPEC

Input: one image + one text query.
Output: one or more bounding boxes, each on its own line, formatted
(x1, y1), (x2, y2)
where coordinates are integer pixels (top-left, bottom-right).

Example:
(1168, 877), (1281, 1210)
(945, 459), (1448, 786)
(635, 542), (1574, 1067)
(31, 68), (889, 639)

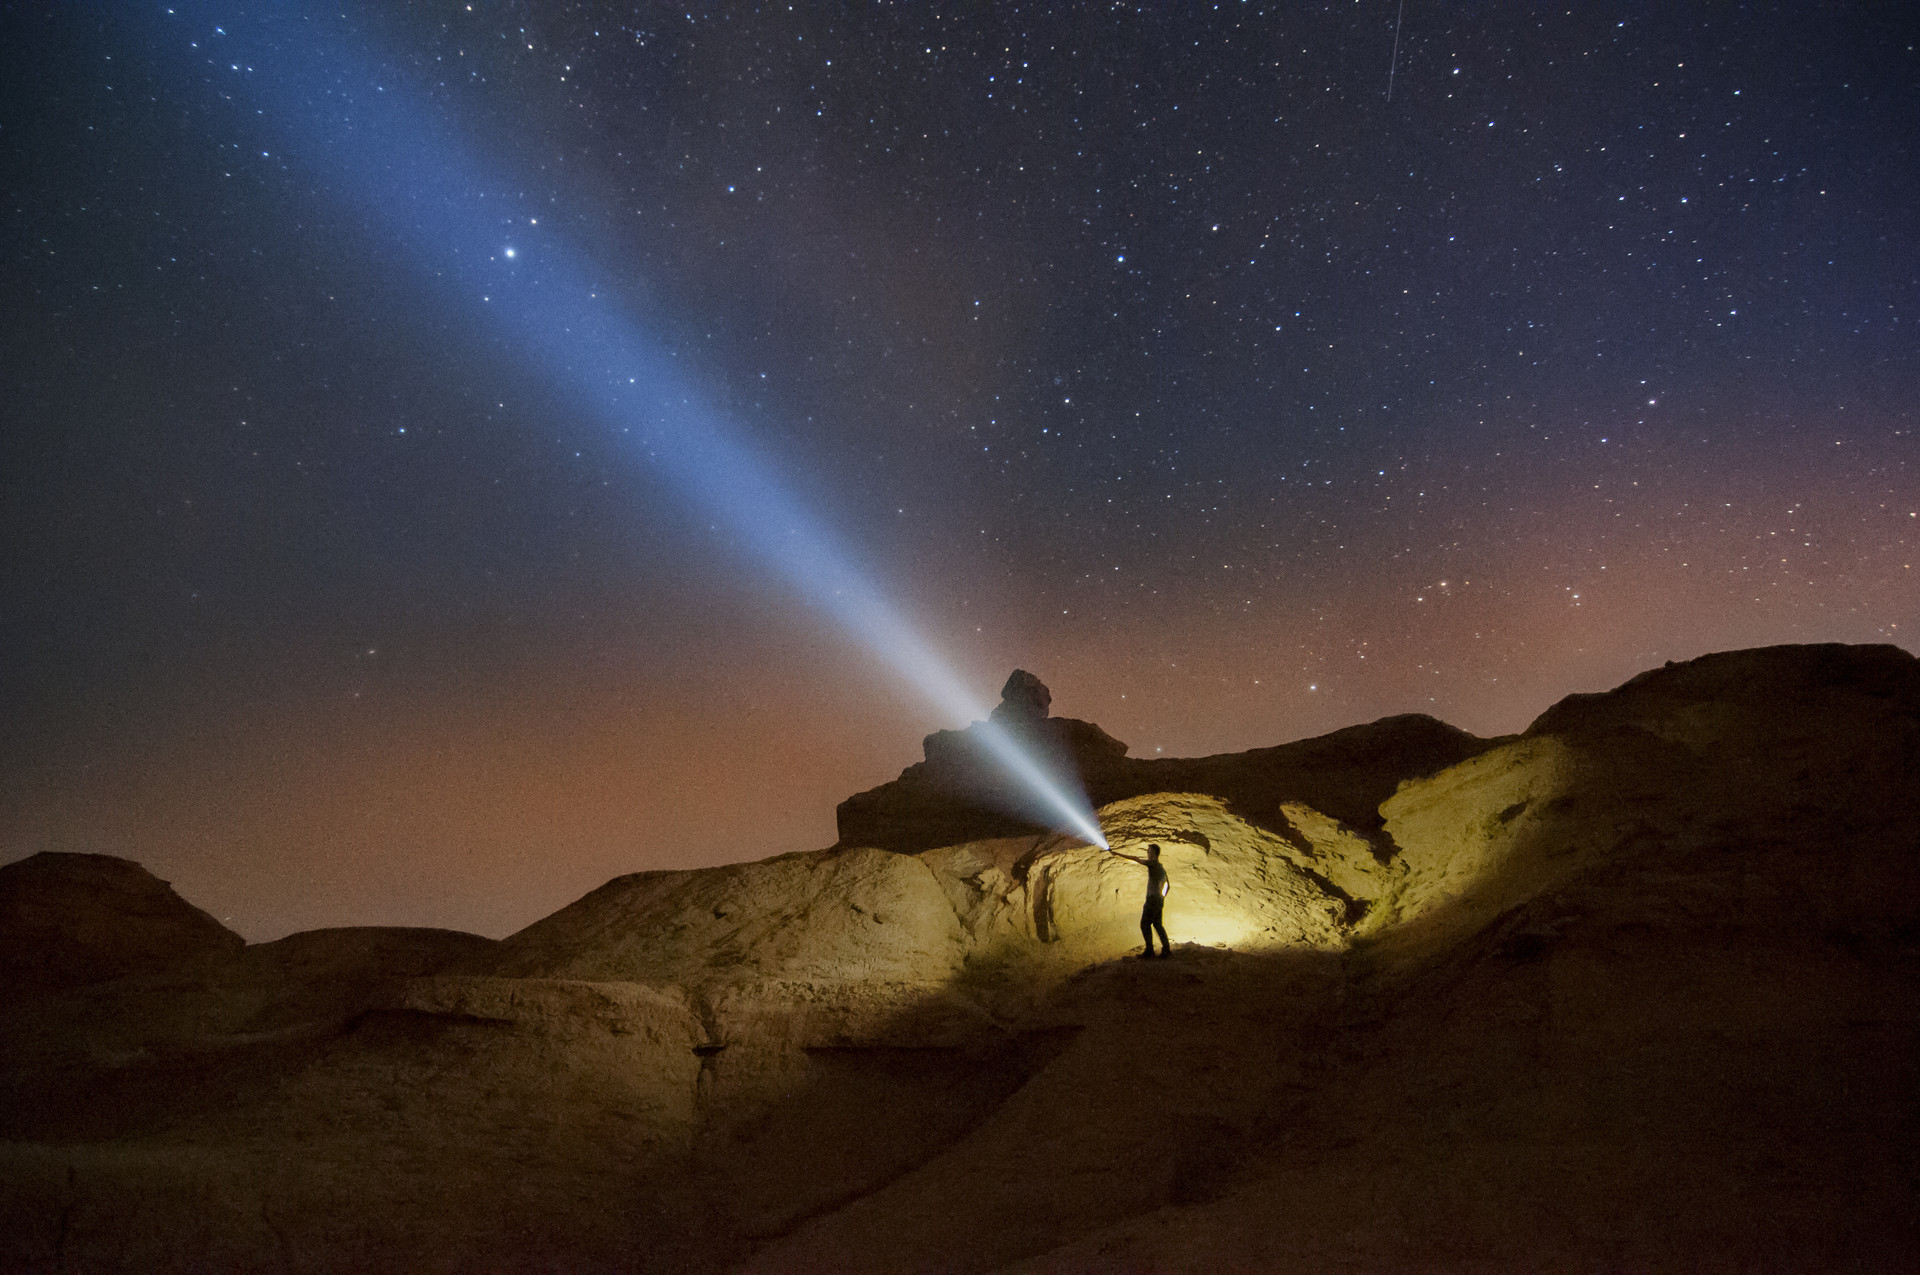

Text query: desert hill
(0, 852), (243, 990)
(1, 642), (1915, 1271)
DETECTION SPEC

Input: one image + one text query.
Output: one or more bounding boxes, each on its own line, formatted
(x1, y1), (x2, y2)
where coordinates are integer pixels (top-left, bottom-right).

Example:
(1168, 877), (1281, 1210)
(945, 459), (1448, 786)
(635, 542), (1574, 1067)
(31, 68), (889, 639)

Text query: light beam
(155, 5), (1108, 849)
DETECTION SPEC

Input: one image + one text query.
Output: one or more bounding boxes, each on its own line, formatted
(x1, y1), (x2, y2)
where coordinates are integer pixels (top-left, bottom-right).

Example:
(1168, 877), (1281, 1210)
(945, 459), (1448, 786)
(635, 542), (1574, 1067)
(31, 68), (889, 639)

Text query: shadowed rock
(0, 852), (243, 989)
(837, 672), (1131, 850)
(837, 669), (1489, 853)
(988, 669), (1052, 725)
(1527, 640), (1920, 742)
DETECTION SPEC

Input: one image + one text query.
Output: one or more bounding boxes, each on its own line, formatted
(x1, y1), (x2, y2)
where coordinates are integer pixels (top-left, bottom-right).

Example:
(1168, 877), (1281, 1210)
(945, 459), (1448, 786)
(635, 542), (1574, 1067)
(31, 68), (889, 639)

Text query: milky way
(3, 4), (1913, 938)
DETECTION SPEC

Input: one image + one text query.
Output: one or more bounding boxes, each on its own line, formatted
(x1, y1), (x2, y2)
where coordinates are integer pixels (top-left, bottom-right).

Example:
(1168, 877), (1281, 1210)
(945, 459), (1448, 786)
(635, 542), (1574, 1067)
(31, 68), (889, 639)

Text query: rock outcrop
(989, 668), (1052, 724)
(837, 670), (1490, 852)
(835, 669), (1133, 850)
(1, 643), (1914, 1272)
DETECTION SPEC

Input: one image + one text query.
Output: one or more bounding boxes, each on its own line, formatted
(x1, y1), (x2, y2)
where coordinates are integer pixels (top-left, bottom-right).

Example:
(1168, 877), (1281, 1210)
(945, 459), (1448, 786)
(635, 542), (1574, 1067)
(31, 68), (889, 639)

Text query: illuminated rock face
(463, 797), (1380, 1034)
(1364, 642), (1920, 959)
(918, 792), (1380, 974)
(2, 643), (1915, 1272)
(482, 843), (970, 992)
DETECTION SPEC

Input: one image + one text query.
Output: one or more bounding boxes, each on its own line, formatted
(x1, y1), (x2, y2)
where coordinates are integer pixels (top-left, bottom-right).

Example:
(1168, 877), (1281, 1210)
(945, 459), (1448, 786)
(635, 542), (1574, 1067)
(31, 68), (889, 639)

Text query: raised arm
(1106, 849), (1147, 865)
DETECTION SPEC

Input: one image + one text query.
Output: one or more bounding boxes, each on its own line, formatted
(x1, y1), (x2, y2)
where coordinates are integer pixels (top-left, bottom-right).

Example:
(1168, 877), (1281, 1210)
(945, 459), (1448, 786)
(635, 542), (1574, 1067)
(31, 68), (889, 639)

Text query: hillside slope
(0, 643), (1913, 1272)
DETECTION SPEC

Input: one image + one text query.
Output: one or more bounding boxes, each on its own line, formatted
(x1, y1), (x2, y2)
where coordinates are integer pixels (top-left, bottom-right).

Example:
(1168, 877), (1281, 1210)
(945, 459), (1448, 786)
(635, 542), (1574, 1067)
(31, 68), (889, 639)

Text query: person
(1108, 842), (1170, 958)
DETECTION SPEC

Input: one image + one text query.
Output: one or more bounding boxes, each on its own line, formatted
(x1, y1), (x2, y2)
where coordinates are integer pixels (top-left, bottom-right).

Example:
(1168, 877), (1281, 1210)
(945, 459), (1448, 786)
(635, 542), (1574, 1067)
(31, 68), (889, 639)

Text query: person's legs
(1142, 901), (1168, 957)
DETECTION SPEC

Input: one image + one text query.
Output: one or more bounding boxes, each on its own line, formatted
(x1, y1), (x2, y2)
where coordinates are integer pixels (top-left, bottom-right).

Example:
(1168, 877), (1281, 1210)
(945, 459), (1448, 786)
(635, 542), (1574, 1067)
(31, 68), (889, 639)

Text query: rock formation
(837, 668), (1489, 853)
(836, 670), (1134, 849)
(1, 643), (1914, 1272)
(988, 668), (1051, 723)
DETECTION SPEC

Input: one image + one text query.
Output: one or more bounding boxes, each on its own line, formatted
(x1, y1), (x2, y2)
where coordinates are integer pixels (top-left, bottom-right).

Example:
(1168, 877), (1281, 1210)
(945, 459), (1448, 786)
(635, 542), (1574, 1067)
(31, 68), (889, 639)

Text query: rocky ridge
(836, 668), (1490, 853)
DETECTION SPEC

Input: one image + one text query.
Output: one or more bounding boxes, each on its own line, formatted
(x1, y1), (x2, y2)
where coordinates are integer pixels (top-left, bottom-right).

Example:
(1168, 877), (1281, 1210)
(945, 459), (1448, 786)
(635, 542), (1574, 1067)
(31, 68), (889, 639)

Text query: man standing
(1109, 842), (1170, 958)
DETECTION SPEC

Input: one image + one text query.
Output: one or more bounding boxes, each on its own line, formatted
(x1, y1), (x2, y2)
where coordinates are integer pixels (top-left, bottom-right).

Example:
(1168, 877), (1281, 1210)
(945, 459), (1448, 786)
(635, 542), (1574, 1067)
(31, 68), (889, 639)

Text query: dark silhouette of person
(1108, 843), (1170, 958)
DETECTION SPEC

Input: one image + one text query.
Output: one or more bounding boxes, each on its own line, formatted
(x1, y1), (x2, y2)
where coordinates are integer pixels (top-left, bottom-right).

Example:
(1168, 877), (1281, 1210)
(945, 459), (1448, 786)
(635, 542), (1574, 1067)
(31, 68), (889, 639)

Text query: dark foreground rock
(1, 643), (1914, 1272)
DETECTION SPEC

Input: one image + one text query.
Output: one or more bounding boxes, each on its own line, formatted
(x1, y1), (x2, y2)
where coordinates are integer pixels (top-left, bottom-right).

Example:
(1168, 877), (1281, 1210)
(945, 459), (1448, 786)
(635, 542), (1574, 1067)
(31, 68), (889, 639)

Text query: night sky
(4, 3), (1914, 941)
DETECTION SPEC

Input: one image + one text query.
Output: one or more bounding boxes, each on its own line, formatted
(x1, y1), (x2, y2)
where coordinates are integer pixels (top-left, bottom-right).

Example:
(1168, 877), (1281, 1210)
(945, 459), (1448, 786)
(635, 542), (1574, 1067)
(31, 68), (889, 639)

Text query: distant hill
(2, 643), (1914, 1272)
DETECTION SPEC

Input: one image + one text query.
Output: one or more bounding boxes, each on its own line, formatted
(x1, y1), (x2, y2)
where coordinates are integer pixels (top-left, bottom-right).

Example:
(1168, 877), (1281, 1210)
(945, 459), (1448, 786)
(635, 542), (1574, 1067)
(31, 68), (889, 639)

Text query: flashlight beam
(157, 5), (1109, 849)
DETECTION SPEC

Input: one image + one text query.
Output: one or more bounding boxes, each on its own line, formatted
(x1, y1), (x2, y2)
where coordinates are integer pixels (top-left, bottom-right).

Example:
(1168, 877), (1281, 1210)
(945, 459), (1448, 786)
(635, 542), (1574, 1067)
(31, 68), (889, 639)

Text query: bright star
(503, 246), (517, 258)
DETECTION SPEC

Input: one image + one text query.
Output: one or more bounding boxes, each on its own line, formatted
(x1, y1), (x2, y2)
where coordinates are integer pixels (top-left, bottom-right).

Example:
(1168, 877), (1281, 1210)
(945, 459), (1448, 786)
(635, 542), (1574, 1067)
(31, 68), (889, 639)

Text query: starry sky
(3, 3), (1914, 940)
